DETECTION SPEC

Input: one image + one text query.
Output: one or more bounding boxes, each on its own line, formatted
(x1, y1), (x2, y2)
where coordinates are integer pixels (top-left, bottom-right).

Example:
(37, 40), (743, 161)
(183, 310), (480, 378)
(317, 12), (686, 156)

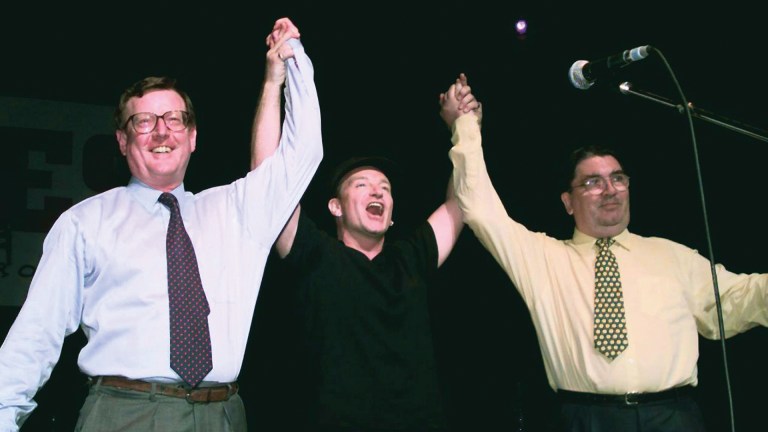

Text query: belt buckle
(185, 388), (212, 404)
(184, 386), (232, 404)
(624, 392), (640, 406)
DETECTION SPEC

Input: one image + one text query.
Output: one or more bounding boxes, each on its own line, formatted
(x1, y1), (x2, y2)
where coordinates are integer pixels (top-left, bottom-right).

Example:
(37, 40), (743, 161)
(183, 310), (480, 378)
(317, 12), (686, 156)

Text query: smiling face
(561, 155), (630, 238)
(115, 89), (197, 191)
(328, 167), (394, 246)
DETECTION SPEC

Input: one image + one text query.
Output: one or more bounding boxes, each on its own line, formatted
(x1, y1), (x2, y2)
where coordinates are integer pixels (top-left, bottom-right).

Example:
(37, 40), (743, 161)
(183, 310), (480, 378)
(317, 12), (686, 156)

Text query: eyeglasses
(571, 173), (630, 195)
(123, 110), (189, 134)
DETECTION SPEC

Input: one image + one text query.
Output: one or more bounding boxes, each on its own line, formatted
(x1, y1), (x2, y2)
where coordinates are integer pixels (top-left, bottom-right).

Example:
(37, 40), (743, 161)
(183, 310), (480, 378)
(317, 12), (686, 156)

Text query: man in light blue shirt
(0, 17), (321, 432)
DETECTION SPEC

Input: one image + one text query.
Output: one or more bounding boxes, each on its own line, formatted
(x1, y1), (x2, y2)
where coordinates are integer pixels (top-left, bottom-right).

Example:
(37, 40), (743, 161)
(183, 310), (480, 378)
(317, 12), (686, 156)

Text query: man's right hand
(264, 17), (301, 85)
(439, 73), (481, 129)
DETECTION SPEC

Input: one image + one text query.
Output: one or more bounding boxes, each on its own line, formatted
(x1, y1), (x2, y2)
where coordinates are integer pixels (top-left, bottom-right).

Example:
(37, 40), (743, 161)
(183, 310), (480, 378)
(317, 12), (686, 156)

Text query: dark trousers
(558, 396), (706, 432)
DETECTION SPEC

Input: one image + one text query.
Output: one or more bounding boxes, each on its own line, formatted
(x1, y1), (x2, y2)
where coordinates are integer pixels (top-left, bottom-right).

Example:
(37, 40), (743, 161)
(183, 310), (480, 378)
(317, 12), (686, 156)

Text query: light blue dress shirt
(0, 38), (322, 431)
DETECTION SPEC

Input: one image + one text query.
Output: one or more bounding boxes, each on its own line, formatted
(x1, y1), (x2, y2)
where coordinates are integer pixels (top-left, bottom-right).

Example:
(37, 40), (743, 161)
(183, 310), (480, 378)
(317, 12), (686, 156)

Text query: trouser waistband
(557, 385), (694, 406)
(89, 376), (238, 403)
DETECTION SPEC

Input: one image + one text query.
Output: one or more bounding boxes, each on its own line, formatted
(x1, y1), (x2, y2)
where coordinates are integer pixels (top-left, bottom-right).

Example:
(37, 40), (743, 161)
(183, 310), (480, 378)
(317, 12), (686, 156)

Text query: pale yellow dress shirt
(449, 114), (768, 394)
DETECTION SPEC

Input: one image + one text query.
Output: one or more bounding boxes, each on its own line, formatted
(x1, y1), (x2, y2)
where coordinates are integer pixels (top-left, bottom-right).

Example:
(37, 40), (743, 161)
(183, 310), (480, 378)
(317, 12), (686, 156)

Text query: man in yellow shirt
(446, 76), (768, 431)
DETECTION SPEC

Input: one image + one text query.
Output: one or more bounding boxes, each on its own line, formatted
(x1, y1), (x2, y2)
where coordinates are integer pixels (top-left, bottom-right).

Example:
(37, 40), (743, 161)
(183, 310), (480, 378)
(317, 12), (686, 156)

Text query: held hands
(264, 17), (301, 85)
(439, 73), (482, 129)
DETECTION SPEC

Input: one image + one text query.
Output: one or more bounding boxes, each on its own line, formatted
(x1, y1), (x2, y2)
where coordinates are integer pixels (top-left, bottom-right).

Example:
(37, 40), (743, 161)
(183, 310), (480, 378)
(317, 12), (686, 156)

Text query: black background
(2, 1), (767, 431)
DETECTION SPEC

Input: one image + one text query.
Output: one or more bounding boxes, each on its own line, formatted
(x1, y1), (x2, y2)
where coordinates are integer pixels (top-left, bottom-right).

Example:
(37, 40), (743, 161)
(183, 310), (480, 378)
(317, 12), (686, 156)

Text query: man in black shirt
(251, 30), (479, 430)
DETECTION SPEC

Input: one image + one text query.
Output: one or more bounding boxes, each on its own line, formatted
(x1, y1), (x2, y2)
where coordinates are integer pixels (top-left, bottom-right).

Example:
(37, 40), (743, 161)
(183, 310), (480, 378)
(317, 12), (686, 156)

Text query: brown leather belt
(91, 376), (238, 403)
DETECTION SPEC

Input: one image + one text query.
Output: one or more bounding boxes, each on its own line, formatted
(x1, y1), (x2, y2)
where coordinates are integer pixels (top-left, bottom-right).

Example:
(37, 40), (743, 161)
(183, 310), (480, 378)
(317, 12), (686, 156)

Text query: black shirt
(285, 211), (446, 431)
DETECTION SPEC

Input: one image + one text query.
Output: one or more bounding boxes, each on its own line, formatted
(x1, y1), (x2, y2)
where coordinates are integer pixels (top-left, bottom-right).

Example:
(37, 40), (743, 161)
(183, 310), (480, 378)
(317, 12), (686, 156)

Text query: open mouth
(366, 202), (384, 216)
(152, 146), (172, 153)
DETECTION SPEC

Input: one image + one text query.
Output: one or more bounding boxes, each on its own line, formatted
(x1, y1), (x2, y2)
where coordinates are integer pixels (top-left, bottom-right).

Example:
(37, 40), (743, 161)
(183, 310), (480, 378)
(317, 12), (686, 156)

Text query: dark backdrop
(2, 2), (767, 431)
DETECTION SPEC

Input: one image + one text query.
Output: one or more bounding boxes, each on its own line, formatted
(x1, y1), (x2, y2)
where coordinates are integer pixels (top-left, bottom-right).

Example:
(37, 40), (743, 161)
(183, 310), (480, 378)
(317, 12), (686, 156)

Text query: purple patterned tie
(159, 192), (212, 387)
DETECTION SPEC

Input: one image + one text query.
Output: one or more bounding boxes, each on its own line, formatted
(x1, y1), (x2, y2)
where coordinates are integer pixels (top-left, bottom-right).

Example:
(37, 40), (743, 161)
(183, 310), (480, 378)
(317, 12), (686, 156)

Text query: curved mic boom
(569, 45), (652, 90)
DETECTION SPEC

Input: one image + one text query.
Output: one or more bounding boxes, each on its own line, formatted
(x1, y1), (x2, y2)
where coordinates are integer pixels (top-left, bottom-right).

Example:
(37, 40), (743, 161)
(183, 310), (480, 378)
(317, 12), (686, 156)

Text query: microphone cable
(650, 46), (736, 432)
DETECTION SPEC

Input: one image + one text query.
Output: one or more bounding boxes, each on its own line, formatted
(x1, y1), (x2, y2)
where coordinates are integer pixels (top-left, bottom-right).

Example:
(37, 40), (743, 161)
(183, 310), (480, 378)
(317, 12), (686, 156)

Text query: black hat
(329, 156), (398, 197)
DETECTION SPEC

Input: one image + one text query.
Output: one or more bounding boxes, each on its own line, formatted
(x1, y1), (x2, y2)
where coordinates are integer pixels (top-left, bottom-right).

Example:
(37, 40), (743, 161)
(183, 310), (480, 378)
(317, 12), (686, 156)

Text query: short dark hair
(328, 156), (398, 198)
(564, 145), (624, 191)
(113, 76), (196, 130)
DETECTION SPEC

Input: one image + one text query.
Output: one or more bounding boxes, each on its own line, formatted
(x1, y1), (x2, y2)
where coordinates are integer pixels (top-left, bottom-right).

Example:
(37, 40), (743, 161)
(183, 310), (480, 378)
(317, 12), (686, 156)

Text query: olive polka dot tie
(159, 192), (213, 387)
(593, 237), (628, 360)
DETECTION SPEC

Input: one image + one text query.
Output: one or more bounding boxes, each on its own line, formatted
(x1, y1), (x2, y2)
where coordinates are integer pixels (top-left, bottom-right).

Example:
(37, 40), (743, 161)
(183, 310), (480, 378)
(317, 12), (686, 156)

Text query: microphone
(569, 45), (652, 90)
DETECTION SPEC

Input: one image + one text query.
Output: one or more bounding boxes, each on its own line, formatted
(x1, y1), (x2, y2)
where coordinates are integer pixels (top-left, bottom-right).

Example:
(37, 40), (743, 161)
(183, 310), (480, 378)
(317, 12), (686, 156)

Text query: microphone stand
(618, 81), (768, 143)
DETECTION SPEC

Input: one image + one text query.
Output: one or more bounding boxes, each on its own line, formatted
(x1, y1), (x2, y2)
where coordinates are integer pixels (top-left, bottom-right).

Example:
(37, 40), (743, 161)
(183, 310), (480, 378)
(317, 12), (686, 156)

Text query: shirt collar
(127, 177), (187, 212)
(571, 227), (631, 251)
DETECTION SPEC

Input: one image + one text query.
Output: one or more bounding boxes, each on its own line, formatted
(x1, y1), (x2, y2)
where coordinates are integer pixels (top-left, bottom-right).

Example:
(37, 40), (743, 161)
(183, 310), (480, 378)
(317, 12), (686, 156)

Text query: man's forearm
(251, 79), (284, 170)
